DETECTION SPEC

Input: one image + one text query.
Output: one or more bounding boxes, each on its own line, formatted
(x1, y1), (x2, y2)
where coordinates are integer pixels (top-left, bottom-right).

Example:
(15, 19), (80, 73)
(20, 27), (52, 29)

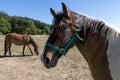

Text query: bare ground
(0, 35), (93, 80)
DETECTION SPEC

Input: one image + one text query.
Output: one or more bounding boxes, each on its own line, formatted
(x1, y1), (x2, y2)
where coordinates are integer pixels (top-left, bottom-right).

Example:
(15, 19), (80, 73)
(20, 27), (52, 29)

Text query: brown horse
(4, 33), (39, 56)
(41, 2), (120, 80)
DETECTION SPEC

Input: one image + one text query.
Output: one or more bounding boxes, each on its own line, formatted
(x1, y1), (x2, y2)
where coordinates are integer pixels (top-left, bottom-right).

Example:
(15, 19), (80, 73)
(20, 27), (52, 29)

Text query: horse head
(34, 45), (39, 55)
(41, 2), (84, 68)
(29, 35), (39, 55)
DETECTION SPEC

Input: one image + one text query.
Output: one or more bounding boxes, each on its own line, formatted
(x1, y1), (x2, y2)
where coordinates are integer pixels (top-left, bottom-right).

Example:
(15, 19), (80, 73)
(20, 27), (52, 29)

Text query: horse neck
(75, 24), (113, 80)
(31, 42), (37, 48)
(76, 33), (112, 80)
(72, 12), (117, 79)
(29, 36), (38, 49)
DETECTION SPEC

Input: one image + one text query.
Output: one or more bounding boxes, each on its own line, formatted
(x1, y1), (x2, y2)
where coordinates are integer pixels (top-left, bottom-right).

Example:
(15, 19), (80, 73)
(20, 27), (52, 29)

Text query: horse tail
(4, 35), (7, 49)
(4, 35), (8, 55)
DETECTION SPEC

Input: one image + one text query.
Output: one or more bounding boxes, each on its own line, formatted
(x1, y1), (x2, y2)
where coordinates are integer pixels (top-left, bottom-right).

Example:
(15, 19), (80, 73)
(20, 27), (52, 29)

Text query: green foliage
(0, 11), (50, 35)
(0, 11), (11, 34)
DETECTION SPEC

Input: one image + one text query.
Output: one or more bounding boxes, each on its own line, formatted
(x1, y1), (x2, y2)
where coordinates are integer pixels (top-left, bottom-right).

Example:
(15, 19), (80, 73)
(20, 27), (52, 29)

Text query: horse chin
(45, 62), (57, 69)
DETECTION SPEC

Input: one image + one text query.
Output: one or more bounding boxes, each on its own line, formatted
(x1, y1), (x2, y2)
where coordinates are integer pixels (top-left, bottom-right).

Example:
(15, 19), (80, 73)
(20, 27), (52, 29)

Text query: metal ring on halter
(60, 48), (66, 55)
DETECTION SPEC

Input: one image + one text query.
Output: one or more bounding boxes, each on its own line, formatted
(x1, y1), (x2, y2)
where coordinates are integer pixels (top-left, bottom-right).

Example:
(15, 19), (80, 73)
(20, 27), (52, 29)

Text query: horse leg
(4, 39), (8, 56)
(22, 45), (26, 56)
(28, 45), (33, 55)
(4, 45), (8, 56)
(9, 43), (12, 56)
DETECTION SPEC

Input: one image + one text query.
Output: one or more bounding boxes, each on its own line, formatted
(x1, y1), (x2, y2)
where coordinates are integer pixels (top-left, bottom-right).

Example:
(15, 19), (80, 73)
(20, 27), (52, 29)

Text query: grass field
(0, 35), (93, 80)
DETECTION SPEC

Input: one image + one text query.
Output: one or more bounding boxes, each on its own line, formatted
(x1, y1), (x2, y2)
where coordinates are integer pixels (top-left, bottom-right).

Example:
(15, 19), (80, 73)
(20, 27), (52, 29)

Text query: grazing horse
(41, 2), (120, 80)
(4, 33), (39, 56)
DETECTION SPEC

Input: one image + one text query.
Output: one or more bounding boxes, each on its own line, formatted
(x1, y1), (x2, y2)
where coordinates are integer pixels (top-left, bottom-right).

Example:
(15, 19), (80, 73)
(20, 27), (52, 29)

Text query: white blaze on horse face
(46, 51), (54, 61)
(107, 29), (120, 80)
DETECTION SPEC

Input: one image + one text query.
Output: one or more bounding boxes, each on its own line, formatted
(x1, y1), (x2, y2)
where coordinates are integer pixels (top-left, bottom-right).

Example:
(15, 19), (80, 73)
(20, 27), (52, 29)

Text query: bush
(0, 11), (51, 35)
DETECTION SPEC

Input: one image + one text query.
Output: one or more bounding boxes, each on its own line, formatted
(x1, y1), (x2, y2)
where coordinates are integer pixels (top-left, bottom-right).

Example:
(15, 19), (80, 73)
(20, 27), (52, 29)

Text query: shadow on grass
(0, 54), (32, 58)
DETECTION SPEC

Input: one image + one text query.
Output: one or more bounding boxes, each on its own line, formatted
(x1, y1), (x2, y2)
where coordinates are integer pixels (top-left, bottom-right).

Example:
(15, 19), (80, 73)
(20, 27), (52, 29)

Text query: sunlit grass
(0, 35), (92, 80)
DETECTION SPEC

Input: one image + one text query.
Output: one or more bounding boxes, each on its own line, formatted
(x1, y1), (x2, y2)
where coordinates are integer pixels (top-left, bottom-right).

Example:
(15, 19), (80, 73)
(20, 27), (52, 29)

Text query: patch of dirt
(0, 35), (93, 80)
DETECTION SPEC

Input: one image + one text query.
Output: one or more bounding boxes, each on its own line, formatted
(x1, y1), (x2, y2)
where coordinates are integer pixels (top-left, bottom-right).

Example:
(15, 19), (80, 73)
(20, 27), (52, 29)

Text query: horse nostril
(45, 57), (50, 64)
(45, 57), (51, 69)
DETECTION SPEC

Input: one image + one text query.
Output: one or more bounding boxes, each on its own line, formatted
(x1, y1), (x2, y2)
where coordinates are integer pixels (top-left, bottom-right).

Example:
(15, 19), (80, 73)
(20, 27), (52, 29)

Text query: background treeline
(0, 11), (51, 35)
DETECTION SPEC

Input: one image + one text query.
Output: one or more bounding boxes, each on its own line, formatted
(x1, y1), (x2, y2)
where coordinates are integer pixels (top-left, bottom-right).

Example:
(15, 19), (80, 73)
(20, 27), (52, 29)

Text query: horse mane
(28, 35), (38, 48)
(51, 10), (120, 39)
(72, 12), (120, 39)
(83, 18), (108, 38)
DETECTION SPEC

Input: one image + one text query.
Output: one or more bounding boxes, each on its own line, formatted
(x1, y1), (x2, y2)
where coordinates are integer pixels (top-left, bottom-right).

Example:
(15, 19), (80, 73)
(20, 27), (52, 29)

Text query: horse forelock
(52, 11), (75, 27)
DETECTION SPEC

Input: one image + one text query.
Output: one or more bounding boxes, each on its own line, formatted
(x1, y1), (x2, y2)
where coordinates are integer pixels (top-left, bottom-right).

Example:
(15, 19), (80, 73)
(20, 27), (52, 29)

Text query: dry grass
(0, 35), (93, 80)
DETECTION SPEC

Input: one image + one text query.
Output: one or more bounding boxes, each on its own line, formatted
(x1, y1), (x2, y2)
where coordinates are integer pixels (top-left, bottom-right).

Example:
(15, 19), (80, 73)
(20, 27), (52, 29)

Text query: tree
(0, 11), (51, 35)
(0, 12), (11, 34)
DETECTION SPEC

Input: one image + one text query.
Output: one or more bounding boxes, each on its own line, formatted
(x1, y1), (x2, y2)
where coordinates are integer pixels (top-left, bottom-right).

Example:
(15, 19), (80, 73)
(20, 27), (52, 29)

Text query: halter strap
(46, 32), (84, 55)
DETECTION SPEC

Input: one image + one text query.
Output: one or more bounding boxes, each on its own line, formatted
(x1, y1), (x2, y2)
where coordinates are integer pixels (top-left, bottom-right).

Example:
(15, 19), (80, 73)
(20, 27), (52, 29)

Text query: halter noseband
(46, 32), (84, 55)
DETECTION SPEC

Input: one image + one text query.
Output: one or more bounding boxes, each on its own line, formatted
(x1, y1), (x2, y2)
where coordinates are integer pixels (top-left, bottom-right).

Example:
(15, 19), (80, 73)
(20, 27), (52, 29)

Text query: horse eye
(61, 27), (66, 31)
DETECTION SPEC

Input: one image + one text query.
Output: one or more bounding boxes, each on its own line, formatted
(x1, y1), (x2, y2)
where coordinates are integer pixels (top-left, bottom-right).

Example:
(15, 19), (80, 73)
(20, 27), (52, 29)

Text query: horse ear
(50, 8), (57, 17)
(62, 2), (70, 18)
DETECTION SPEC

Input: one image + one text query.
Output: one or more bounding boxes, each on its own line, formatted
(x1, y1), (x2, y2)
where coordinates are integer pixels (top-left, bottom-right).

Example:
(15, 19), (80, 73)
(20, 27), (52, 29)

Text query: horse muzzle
(41, 48), (58, 69)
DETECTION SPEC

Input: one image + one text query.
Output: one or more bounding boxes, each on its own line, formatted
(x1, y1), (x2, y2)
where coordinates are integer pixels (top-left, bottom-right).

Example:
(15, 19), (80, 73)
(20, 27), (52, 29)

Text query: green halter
(46, 32), (84, 55)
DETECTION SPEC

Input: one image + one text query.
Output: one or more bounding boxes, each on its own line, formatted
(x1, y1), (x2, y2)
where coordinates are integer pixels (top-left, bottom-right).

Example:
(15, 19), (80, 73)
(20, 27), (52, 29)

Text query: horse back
(5, 33), (30, 45)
